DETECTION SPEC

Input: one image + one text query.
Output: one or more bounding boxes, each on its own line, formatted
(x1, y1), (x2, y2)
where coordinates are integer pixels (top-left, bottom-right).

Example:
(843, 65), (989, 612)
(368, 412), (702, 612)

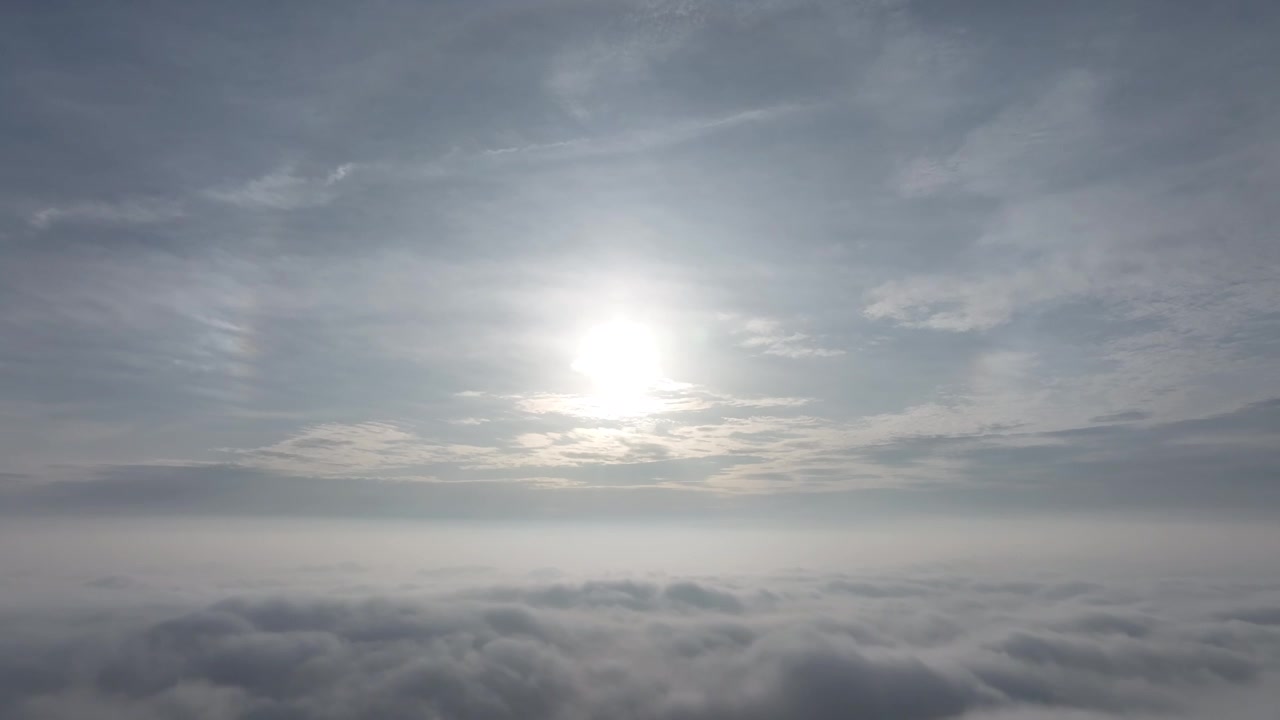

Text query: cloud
(867, 56), (1280, 352)
(862, 264), (1092, 332)
(2, 569), (1278, 719)
(219, 384), (818, 480)
(731, 317), (845, 359)
(204, 164), (355, 210)
(85, 575), (147, 591)
(1217, 607), (1280, 626)
(506, 383), (811, 419)
(28, 198), (183, 229)
(1087, 411), (1150, 424)
(227, 422), (494, 477)
(946, 70), (1104, 199)
(471, 579), (750, 614)
(4, 398), (1276, 516)
(475, 105), (809, 166)
(490, 414), (846, 481)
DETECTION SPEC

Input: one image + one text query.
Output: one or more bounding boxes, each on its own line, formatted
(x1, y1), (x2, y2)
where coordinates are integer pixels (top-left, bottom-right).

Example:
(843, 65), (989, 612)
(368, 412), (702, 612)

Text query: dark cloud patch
(992, 631), (1256, 685)
(1218, 607), (1280, 626)
(958, 580), (1107, 602)
(1041, 581), (1106, 601)
(85, 575), (146, 590)
(1051, 612), (1157, 638)
(2, 572), (1278, 720)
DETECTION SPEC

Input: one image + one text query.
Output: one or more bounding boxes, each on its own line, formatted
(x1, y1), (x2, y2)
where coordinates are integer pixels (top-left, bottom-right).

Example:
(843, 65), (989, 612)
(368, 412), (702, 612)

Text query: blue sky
(2, 0), (1279, 520)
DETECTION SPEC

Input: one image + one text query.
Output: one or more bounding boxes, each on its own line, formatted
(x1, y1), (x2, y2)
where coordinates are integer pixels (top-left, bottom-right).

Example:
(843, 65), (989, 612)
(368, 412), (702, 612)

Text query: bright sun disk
(571, 318), (662, 397)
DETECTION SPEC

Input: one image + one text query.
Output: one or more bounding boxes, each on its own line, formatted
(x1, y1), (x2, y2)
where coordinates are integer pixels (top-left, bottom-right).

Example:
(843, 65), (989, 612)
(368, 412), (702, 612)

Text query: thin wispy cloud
(28, 197), (184, 229)
(205, 164), (357, 210)
(732, 317), (846, 359)
(472, 103), (810, 169)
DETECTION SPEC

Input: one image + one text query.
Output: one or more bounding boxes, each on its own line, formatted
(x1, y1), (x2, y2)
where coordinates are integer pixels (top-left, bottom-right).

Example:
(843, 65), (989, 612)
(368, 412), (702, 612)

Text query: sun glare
(572, 318), (662, 403)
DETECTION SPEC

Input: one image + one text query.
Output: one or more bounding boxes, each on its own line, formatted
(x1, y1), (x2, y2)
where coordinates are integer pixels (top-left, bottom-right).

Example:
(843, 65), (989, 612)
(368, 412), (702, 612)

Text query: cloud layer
(3, 568), (1279, 720)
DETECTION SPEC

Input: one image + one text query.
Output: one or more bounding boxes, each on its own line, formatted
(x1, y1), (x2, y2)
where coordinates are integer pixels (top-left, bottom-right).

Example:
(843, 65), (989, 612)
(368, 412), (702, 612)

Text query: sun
(571, 317), (662, 397)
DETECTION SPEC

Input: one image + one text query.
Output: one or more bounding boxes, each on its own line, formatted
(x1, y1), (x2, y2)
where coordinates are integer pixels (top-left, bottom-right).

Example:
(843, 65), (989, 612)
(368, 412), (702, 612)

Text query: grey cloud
(204, 165), (355, 210)
(3, 571), (1279, 720)
(418, 565), (498, 580)
(1087, 411), (1150, 424)
(991, 631), (1256, 685)
(2, 397), (1276, 521)
(28, 198), (184, 229)
(832, 399), (1280, 513)
(86, 575), (148, 591)
(1050, 613), (1156, 639)
(292, 562), (369, 576)
(470, 579), (749, 615)
(825, 580), (934, 599)
(730, 317), (846, 359)
(0, 463), (728, 522)
(1217, 607), (1280, 627)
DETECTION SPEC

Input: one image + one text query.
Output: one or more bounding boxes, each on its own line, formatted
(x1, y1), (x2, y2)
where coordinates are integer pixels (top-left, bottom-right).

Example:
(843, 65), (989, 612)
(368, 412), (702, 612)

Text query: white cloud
(3, 566), (1278, 720)
(507, 382), (811, 420)
(732, 317), (845, 358)
(28, 197), (183, 229)
(229, 422), (494, 477)
(205, 163), (356, 210)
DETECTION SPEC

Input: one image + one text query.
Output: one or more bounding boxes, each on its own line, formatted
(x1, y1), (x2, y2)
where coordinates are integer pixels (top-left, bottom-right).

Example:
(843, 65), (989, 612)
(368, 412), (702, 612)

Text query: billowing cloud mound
(2, 573), (1278, 719)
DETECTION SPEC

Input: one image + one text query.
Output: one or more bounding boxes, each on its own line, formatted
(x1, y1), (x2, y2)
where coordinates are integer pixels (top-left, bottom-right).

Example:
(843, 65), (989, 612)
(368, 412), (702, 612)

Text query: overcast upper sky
(2, 0), (1279, 521)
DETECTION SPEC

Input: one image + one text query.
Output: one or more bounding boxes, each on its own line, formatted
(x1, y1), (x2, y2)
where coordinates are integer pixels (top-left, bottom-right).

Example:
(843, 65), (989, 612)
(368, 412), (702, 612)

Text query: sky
(1, 2), (1280, 718)
(2, 0), (1279, 520)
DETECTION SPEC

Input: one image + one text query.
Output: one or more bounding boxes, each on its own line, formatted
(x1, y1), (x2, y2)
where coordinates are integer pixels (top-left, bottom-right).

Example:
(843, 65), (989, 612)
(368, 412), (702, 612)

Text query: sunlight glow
(571, 318), (663, 416)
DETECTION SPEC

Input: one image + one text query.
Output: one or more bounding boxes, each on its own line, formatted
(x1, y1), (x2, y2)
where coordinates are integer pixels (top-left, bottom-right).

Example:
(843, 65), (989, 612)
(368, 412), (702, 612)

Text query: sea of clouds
(3, 561), (1279, 720)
